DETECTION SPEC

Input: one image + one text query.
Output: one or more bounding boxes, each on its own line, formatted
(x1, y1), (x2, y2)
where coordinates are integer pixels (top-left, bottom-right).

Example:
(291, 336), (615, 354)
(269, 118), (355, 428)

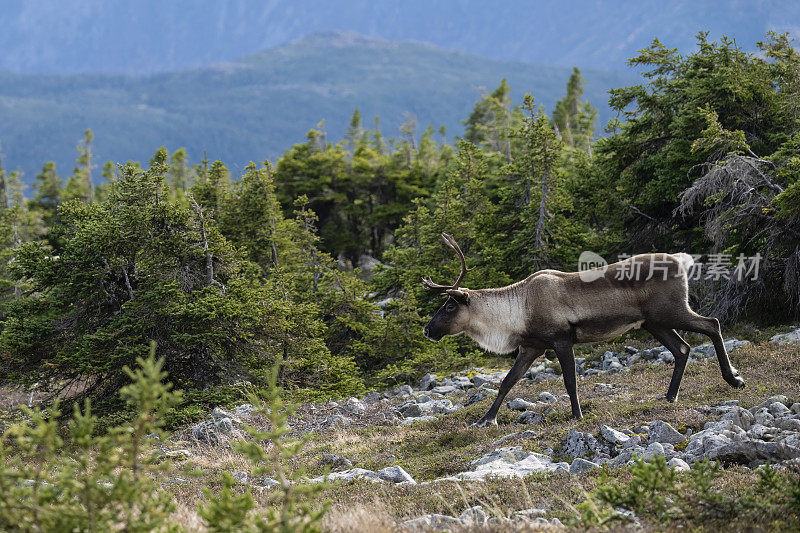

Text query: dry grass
(5, 337), (798, 531)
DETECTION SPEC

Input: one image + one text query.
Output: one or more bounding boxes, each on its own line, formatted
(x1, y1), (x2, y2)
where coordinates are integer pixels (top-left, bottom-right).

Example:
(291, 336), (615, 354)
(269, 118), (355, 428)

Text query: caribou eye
(446, 303), (456, 312)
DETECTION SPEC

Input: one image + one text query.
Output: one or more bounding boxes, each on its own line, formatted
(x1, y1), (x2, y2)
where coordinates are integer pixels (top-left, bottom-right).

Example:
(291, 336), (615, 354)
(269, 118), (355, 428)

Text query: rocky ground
(154, 328), (800, 531)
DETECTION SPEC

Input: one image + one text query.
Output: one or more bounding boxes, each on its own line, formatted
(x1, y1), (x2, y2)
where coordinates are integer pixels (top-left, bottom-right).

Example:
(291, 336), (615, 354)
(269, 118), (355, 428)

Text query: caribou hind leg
(554, 340), (583, 419)
(473, 346), (543, 427)
(645, 324), (691, 402)
(675, 310), (745, 389)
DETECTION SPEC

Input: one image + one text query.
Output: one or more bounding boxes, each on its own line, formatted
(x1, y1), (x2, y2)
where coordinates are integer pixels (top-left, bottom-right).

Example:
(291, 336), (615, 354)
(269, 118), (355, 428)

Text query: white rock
(563, 429), (601, 458)
(769, 402), (792, 417)
(668, 457), (691, 471)
(310, 468), (381, 484)
(507, 398), (537, 410)
(419, 373), (438, 390)
(538, 392), (557, 403)
(455, 447), (569, 480)
(459, 506), (488, 525)
(600, 425), (630, 446)
(570, 457), (600, 474)
(644, 442), (665, 460)
(721, 406), (754, 430)
(376, 466), (416, 484)
(770, 330), (800, 345)
(648, 420), (686, 444)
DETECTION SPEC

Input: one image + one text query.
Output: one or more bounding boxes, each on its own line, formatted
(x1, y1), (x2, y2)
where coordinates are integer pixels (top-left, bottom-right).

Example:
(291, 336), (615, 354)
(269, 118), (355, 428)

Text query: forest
(0, 31), (798, 422)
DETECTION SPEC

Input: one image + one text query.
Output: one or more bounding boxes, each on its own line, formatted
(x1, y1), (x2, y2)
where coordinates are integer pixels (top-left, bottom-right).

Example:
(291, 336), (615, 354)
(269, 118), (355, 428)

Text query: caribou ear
(446, 288), (470, 304)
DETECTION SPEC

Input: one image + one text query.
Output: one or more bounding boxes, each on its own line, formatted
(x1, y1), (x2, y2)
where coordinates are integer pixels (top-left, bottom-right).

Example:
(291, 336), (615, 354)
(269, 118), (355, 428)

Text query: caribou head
(422, 233), (474, 341)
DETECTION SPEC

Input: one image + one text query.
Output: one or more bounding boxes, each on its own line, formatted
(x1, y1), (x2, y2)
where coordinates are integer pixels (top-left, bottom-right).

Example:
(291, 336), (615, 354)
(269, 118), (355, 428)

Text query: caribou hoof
(729, 375), (746, 389)
(472, 417), (498, 427)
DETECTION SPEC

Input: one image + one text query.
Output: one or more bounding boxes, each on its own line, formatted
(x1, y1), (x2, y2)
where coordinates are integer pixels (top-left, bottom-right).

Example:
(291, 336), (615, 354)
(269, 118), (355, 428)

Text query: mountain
(0, 0), (796, 74)
(0, 32), (639, 182)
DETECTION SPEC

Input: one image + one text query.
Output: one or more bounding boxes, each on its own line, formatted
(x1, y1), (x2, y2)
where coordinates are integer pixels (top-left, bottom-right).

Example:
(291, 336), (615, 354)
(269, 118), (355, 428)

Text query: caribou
(421, 234), (745, 426)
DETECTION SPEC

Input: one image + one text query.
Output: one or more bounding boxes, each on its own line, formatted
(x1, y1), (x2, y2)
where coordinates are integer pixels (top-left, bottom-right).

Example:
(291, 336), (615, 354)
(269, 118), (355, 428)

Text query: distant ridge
(0, 32), (638, 181)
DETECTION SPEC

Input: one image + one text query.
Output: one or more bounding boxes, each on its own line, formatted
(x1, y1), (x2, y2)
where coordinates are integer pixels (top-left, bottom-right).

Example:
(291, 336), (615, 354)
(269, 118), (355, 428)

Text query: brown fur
(423, 253), (745, 426)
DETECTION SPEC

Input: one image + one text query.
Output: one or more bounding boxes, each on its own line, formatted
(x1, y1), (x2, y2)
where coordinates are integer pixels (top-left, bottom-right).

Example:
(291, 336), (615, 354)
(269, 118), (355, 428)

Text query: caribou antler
(421, 233), (474, 290)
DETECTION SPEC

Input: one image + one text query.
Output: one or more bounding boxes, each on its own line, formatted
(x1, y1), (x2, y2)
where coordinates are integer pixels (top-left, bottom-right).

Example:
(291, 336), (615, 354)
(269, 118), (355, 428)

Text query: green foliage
(578, 457), (800, 529)
(200, 359), (327, 532)
(0, 345), (181, 532)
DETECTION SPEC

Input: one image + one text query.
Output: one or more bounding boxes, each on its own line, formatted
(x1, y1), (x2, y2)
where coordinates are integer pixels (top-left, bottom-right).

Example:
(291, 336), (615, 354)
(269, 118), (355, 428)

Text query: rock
(459, 506), (488, 525)
(325, 414), (352, 426)
(321, 454), (353, 469)
(769, 402), (792, 417)
(721, 406), (755, 430)
(621, 435), (643, 449)
(232, 471), (248, 483)
(341, 397), (366, 415)
(538, 392), (557, 403)
(570, 457), (600, 474)
(648, 420), (686, 444)
(514, 508), (548, 518)
(473, 373), (501, 387)
(160, 449), (192, 461)
(466, 387), (497, 406)
(310, 468), (381, 484)
(233, 404), (257, 418)
(607, 361), (624, 373)
(376, 466), (416, 484)
(517, 411), (544, 425)
(399, 399), (454, 418)
(419, 373), (438, 390)
(455, 447), (569, 480)
(644, 442), (665, 460)
(394, 385), (413, 397)
(399, 415), (438, 426)
(593, 383), (614, 393)
(254, 476), (280, 488)
(563, 429), (601, 458)
(770, 329), (800, 345)
(191, 421), (221, 445)
(791, 403), (800, 415)
(507, 398), (537, 411)
(600, 425), (630, 446)
(493, 430), (537, 446)
(659, 350), (675, 364)
(668, 457), (691, 471)
(431, 385), (458, 395)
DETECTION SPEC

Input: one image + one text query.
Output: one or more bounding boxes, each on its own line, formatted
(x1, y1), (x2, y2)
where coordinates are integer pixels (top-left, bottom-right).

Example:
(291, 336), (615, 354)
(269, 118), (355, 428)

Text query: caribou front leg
(473, 346), (544, 427)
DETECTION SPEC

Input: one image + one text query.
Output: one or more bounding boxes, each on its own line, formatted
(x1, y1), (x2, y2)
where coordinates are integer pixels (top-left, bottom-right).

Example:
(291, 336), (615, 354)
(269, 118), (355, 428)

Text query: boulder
(321, 453), (353, 469)
(599, 425), (630, 446)
(376, 466), (416, 484)
(770, 329), (800, 345)
(453, 447), (569, 480)
(668, 457), (691, 471)
(537, 392), (557, 403)
(648, 420), (686, 444)
(507, 398), (537, 411)
(419, 373), (438, 391)
(310, 468), (381, 484)
(517, 411), (544, 425)
(563, 429), (601, 458)
(459, 506), (488, 525)
(570, 457), (600, 474)
(466, 387), (497, 406)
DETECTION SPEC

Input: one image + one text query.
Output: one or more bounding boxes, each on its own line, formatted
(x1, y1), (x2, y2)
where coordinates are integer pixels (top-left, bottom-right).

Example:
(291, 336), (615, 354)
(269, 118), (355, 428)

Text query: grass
(139, 337), (800, 530)
(2, 333), (798, 530)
